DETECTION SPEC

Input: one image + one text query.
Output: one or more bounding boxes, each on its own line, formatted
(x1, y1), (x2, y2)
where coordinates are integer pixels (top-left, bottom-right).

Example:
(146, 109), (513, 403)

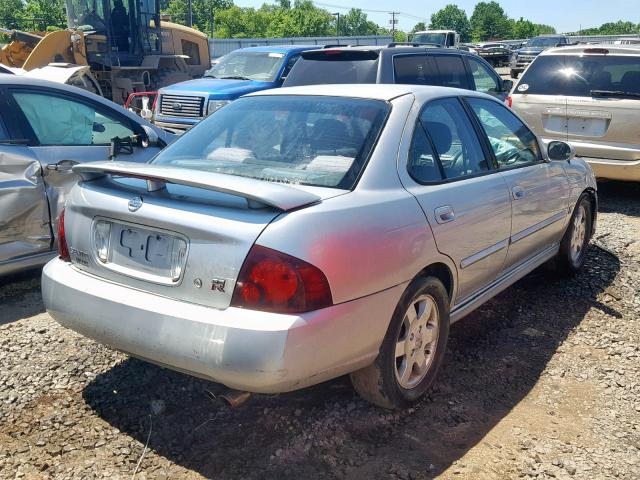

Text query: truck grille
(159, 94), (204, 119)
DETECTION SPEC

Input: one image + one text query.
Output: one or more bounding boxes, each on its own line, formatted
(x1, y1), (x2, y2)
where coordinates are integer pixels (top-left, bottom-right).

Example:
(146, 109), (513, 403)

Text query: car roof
(541, 44), (640, 56)
(236, 45), (322, 54)
(305, 45), (474, 57)
(246, 83), (495, 103)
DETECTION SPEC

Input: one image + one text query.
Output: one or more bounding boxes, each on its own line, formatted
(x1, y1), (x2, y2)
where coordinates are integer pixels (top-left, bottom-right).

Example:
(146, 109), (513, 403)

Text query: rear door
(7, 87), (162, 229)
(466, 97), (570, 272)
(0, 90), (51, 263)
(401, 97), (511, 304)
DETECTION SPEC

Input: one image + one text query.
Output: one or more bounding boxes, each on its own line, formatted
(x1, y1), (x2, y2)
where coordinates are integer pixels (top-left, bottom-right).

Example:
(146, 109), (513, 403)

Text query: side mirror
(140, 125), (160, 148)
(502, 79), (514, 92)
(548, 141), (575, 161)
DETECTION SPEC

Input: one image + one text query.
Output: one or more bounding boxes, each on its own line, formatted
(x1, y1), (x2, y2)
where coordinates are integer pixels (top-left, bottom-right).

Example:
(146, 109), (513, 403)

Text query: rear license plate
(93, 219), (188, 284)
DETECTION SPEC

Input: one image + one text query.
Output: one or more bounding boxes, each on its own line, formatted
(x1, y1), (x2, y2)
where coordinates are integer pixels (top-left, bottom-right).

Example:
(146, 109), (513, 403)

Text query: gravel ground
(1, 181), (639, 480)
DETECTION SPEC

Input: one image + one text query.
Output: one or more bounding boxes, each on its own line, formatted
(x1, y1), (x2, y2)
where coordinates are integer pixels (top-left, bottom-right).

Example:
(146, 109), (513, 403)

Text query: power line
(311, 1), (426, 22)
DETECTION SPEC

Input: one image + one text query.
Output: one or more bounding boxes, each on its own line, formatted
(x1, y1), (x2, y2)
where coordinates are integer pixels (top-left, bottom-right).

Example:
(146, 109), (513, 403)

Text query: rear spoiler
(73, 161), (321, 211)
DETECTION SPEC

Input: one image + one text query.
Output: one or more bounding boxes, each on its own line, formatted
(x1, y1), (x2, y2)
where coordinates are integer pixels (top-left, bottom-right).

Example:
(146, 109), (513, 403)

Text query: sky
(233, 0), (640, 34)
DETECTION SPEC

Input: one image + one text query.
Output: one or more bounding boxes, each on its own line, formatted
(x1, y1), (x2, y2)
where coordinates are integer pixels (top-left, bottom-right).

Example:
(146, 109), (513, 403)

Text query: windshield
(205, 51), (286, 82)
(66, 0), (108, 32)
(413, 33), (447, 45)
(526, 37), (564, 48)
(517, 55), (640, 96)
(152, 96), (390, 189)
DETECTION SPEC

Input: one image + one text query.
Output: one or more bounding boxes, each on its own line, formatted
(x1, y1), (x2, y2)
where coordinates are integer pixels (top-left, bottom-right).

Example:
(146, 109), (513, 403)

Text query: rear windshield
(517, 55), (640, 97)
(283, 52), (378, 86)
(152, 95), (390, 189)
(526, 37), (566, 47)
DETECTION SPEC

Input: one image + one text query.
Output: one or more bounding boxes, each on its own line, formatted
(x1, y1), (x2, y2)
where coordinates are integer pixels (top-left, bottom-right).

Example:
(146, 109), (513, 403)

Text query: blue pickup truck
(153, 45), (320, 133)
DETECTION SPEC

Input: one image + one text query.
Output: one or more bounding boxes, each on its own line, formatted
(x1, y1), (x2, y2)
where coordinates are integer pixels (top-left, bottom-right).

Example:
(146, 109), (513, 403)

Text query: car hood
(160, 77), (277, 98)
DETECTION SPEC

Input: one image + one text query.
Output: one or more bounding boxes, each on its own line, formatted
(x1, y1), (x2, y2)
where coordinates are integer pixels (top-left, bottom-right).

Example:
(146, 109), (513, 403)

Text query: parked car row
(154, 44), (513, 133)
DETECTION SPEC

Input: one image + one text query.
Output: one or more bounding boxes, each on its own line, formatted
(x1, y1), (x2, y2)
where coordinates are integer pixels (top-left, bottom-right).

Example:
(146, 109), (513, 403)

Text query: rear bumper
(584, 157), (640, 182)
(42, 259), (404, 393)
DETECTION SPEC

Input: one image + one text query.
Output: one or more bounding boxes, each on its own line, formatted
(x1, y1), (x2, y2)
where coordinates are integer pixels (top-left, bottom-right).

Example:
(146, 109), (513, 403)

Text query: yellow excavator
(0, 0), (211, 104)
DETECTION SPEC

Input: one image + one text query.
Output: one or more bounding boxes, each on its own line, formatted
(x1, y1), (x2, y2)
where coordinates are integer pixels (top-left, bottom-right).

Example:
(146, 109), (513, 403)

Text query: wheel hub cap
(394, 294), (440, 389)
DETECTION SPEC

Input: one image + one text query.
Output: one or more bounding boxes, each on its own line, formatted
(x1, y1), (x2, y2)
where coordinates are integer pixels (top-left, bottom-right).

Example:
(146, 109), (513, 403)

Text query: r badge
(211, 279), (226, 293)
(128, 196), (143, 212)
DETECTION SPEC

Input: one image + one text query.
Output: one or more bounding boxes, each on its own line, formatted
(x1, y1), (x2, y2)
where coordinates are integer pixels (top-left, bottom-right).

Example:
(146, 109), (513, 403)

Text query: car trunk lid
(63, 162), (340, 309)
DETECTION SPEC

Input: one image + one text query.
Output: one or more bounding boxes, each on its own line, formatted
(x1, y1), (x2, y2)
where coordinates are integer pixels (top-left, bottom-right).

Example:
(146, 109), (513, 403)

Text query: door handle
(46, 160), (78, 172)
(434, 205), (455, 224)
(512, 186), (526, 200)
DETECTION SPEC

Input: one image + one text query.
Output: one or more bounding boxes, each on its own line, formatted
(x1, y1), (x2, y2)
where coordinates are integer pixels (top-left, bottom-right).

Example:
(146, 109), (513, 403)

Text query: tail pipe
(206, 389), (252, 408)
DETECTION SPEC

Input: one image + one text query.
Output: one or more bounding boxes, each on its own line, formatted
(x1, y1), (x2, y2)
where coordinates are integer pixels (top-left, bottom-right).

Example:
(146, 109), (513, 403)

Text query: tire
(350, 276), (450, 409)
(556, 194), (592, 275)
(510, 69), (519, 79)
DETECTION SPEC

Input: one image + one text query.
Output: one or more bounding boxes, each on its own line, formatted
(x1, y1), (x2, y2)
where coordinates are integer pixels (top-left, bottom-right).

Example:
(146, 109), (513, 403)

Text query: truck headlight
(207, 100), (231, 116)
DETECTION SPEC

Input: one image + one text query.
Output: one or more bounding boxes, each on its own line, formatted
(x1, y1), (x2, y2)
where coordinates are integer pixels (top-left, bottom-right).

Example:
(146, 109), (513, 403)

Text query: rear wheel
(556, 194), (592, 274)
(350, 277), (450, 409)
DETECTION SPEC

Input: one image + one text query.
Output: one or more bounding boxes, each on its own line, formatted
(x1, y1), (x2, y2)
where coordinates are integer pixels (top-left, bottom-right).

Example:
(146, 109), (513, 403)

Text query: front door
(465, 97), (570, 272)
(0, 102), (51, 263)
(401, 97), (512, 304)
(7, 88), (160, 229)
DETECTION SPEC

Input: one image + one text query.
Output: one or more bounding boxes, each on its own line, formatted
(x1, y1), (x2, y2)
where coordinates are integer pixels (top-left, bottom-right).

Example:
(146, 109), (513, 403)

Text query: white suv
(509, 44), (640, 182)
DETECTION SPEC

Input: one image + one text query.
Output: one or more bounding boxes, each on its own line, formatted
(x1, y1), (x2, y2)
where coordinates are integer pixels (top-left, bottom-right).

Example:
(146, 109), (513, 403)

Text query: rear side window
(0, 116), (8, 141)
(517, 55), (640, 96)
(393, 54), (440, 85)
(283, 52), (378, 87)
(432, 55), (470, 89)
(408, 123), (442, 182)
(420, 98), (488, 180)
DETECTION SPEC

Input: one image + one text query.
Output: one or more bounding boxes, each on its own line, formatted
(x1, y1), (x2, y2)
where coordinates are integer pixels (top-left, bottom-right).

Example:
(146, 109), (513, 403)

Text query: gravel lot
(1, 181), (639, 480)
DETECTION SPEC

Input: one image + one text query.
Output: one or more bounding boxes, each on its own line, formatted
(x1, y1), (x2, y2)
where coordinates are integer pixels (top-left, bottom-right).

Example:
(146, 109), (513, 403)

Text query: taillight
(505, 95), (513, 108)
(58, 208), (70, 262)
(231, 245), (332, 314)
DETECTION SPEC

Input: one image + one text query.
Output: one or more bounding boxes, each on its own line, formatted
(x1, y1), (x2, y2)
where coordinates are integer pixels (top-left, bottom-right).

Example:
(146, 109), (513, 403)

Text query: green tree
(411, 22), (426, 33)
(429, 4), (471, 42)
(511, 17), (536, 39)
(534, 23), (556, 35)
(340, 8), (381, 36)
(164, 0), (232, 35)
(0, 0), (25, 30)
(470, 1), (512, 41)
(22, 0), (66, 31)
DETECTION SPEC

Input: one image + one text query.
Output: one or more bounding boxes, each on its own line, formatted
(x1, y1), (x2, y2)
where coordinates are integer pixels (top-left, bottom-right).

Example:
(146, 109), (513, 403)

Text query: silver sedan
(42, 84), (597, 408)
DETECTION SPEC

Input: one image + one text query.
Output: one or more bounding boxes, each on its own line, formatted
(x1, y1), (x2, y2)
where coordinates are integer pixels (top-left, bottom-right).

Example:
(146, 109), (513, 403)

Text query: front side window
(152, 95), (390, 189)
(432, 55), (470, 89)
(420, 98), (488, 180)
(468, 57), (500, 93)
(467, 97), (541, 168)
(13, 92), (135, 146)
(206, 51), (286, 82)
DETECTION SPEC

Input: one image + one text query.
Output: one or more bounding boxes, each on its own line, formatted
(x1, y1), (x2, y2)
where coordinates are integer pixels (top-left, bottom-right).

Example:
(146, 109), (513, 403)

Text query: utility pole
(332, 12), (340, 37)
(389, 12), (399, 39)
(187, 0), (193, 27)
